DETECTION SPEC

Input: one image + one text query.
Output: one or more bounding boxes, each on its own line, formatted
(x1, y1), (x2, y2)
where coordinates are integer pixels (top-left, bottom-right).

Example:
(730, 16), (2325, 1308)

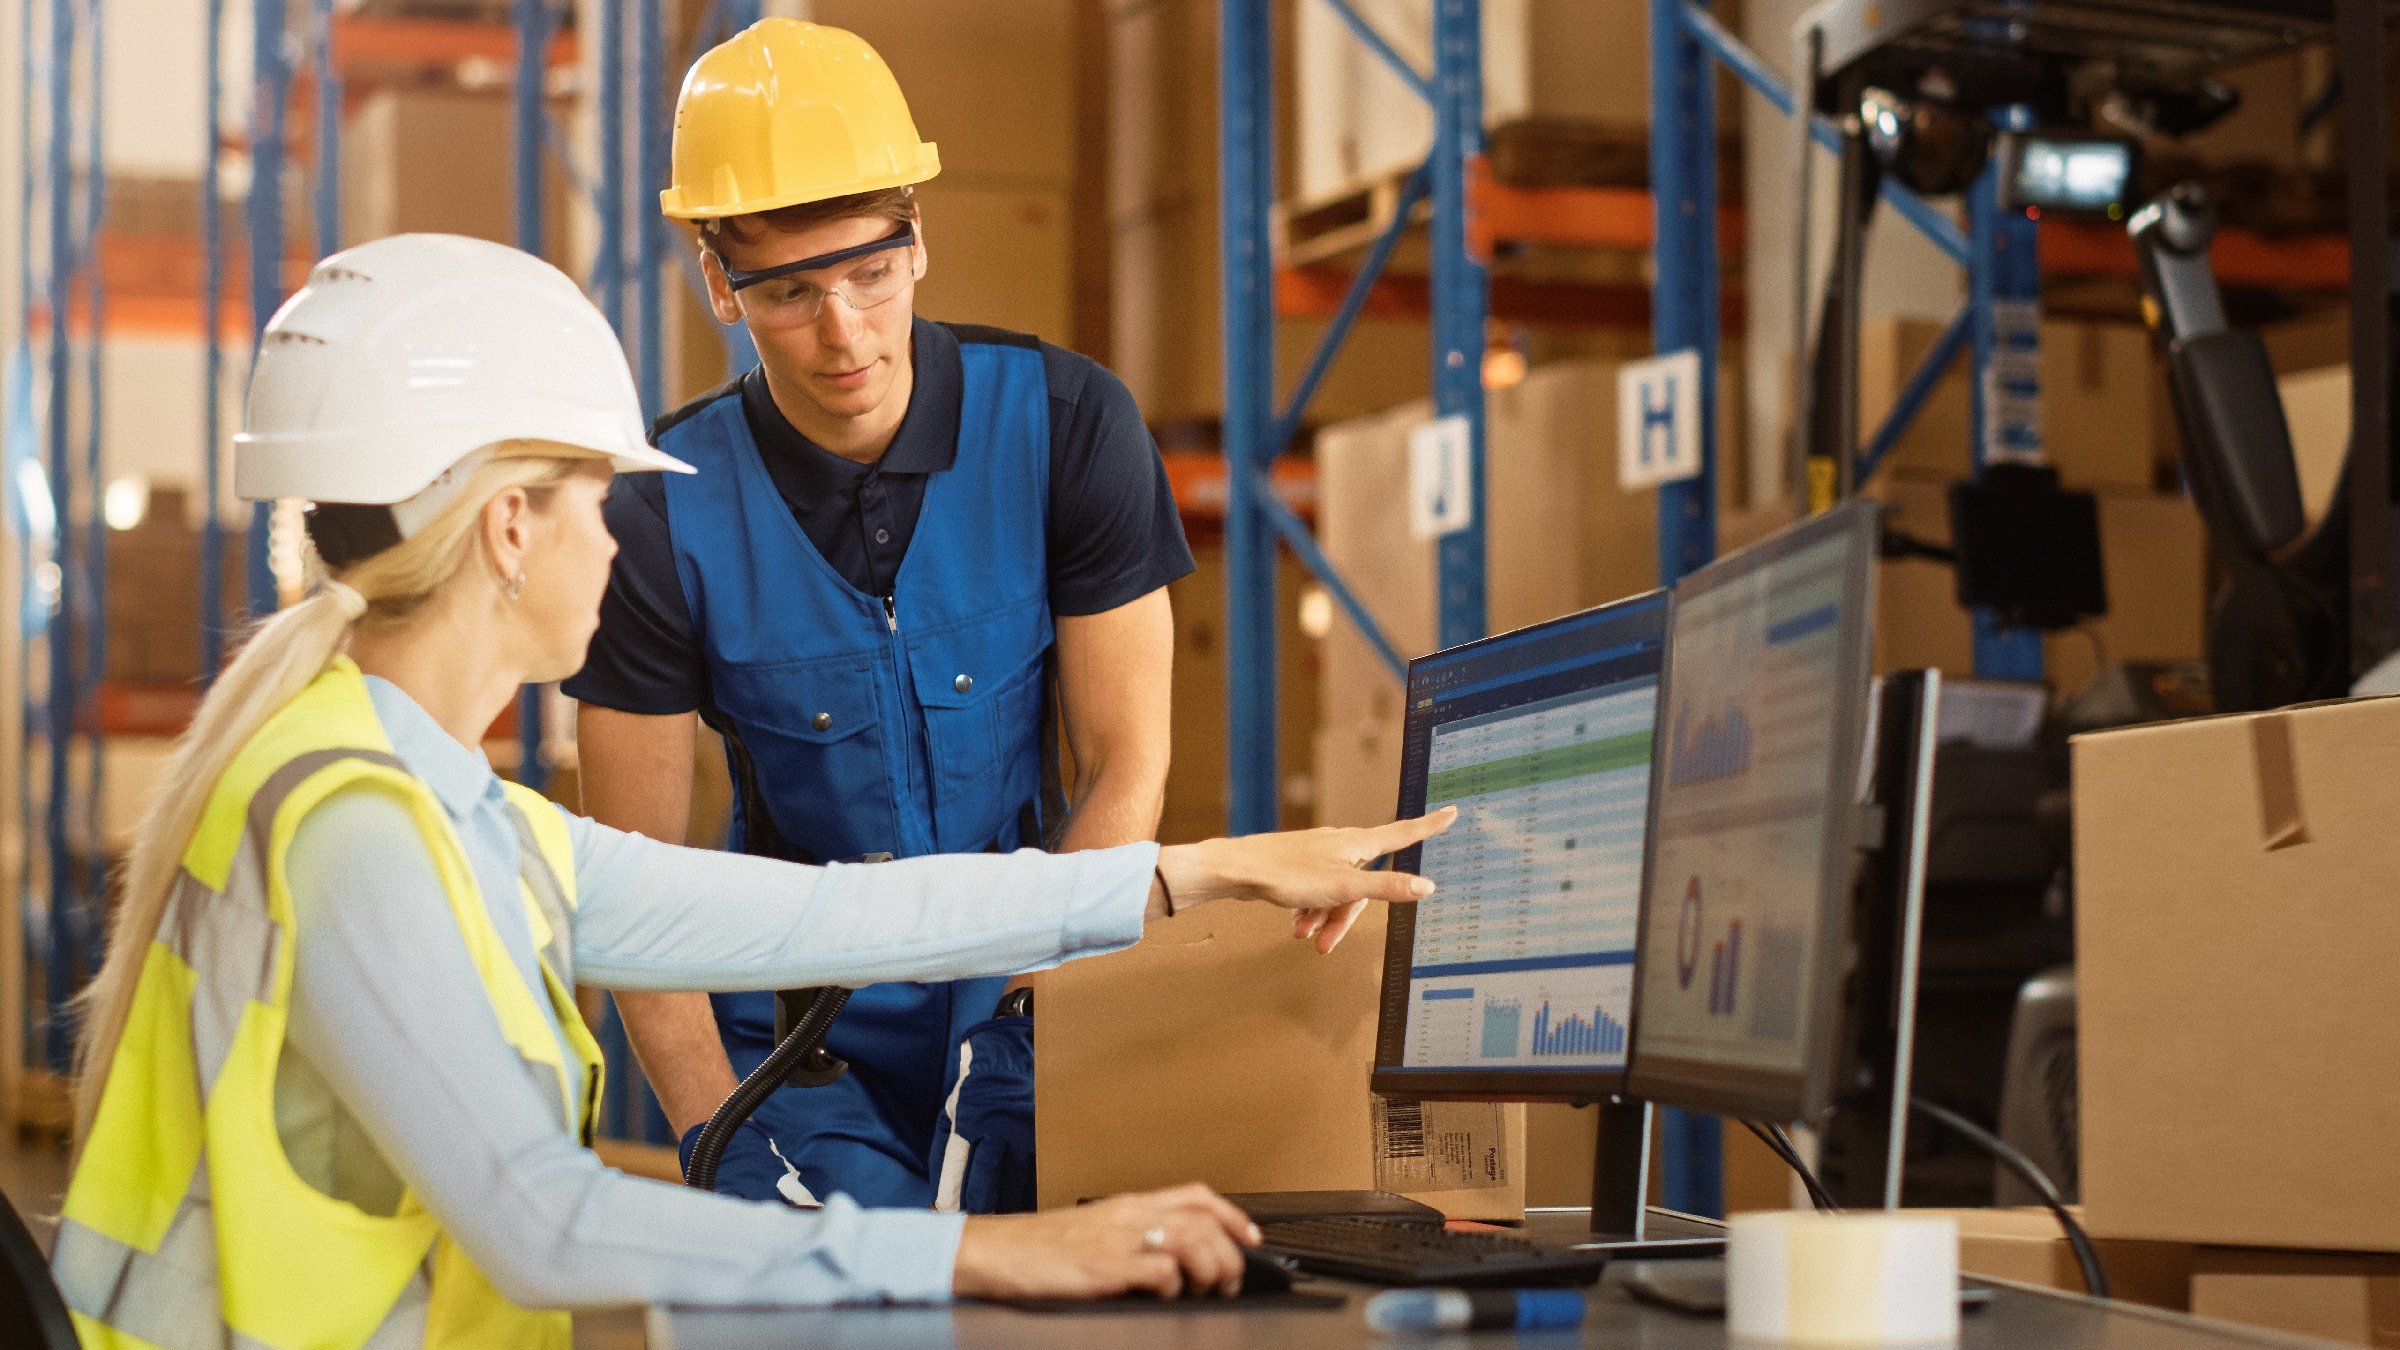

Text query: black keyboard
(1256, 1216), (1610, 1287)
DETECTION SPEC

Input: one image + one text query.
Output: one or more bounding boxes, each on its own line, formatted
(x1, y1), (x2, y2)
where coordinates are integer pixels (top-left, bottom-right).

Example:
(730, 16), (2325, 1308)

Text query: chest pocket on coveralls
(907, 601), (1047, 810)
(712, 656), (897, 842)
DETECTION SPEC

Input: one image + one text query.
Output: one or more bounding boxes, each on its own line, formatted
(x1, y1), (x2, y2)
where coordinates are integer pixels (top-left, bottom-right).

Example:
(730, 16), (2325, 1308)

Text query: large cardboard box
(1868, 473), (2207, 693)
(912, 185), (1074, 343)
(2193, 1249), (2400, 1345)
(342, 89), (565, 251)
(2077, 695), (2400, 1252)
(1033, 899), (1527, 1220)
(1160, 544), (1319, 844)
(1911, 1208), (2193, 1311)
(1311, 359), (1666, 831)
(2280, 364), (2350, 530)
(1859, 318), (2165, 492)
(2191, 1249), (2400, 1346)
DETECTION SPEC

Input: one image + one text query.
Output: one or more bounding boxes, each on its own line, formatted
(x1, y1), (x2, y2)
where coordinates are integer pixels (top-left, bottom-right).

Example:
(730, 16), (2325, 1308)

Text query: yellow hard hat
(660, 18), (940, 220)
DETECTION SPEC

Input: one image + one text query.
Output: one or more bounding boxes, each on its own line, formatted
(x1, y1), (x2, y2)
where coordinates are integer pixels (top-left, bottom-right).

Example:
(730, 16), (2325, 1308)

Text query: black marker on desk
(1364, 1288), (1587, 1335)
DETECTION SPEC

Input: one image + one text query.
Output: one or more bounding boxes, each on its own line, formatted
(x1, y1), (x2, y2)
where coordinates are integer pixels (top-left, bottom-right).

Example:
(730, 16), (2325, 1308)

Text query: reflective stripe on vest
(58, 660), (602, 1349)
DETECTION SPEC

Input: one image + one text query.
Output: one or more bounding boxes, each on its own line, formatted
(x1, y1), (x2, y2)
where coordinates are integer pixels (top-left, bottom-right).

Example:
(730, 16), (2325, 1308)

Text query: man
(563, 18), (1193, 1210)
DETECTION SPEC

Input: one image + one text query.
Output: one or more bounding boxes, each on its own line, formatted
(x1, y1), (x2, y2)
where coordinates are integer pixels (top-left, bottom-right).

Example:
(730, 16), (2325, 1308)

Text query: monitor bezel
(1368, 589), (1672, 1106)
(1622, 500), (1882, 1124)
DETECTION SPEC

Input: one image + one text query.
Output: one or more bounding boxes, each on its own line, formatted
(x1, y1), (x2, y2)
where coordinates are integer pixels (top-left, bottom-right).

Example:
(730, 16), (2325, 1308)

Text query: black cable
(1741, 1118), (1840, 1213)
(1910, 1096), (2108, 1301)
(685, 988), (850, 1193)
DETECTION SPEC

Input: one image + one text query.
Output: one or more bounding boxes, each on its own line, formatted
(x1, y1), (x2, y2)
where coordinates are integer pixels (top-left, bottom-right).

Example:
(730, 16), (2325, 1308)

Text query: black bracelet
(1154, 865), (1176, 917)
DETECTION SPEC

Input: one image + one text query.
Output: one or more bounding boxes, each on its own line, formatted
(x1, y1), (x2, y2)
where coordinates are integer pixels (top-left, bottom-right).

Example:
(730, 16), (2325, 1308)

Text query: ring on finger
(1141, 1225), (1169, 1252)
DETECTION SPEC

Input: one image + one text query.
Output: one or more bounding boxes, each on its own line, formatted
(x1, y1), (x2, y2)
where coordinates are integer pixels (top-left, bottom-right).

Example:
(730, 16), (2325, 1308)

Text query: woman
(56, 235), (1451, 1346)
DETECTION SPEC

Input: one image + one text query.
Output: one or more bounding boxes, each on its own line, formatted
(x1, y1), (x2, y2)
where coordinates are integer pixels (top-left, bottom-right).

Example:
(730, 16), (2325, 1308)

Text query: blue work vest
(657, 336), (1054, 1206)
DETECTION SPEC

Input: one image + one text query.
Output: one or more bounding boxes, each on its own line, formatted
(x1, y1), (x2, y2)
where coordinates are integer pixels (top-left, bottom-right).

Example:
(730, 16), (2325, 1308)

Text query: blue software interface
(1389, 592), (1668, 1075)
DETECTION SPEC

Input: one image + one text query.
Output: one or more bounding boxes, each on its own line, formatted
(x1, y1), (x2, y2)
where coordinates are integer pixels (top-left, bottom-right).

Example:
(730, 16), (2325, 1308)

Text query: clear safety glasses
(720, 223), (920, 329)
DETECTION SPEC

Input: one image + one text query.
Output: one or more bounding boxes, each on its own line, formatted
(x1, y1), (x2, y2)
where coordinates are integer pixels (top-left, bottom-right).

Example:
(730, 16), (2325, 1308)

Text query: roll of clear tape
(1727, 1210), (1961, 1345)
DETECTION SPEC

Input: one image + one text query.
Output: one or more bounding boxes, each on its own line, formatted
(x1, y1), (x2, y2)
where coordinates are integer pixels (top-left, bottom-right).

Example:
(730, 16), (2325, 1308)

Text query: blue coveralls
(658, 339), (1052, 1208)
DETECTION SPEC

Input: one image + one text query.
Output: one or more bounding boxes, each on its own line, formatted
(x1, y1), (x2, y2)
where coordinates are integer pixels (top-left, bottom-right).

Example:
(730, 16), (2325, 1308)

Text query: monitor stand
(1564, 1097), (1726, 1257)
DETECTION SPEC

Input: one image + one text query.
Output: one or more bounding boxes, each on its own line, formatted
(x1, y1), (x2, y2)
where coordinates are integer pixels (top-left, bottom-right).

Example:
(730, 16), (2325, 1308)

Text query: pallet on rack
(1273, 117), (1745, 270)
(1274, 168), (1431, 269)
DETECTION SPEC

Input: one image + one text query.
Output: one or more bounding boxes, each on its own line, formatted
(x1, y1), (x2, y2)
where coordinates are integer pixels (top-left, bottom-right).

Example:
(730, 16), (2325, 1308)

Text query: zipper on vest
(883, 594), (898, 633)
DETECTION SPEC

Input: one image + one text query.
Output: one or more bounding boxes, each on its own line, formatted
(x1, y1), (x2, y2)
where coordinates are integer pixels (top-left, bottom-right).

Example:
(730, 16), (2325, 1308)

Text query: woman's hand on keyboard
(952, 1182), (1262, 1301)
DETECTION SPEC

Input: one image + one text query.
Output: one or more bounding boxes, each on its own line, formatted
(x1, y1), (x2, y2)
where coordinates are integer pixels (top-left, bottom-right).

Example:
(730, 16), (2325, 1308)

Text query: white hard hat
(234, 234), (693, 519)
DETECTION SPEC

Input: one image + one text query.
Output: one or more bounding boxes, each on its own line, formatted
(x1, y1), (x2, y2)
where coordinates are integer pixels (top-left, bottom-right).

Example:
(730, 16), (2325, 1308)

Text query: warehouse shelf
(1274, 180), (2344, 333)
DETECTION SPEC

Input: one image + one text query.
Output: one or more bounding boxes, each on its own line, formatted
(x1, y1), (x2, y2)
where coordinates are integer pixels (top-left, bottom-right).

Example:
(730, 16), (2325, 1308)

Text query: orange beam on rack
(29, 232), (308, 339)
(1162, 451), (1316, 519)
(2041, 218), (2349, 292)
(331, 14), (579, 75)
(91, 683), (203, 738)
(1467, 173), (1747, 257)
(1276, 264), (1747, 333)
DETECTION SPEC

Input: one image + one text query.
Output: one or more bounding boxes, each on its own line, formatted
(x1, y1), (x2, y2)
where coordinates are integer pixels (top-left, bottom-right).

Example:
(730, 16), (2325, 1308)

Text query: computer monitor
(1371, 590), (1669, 1104)
(1625, 499), (1882, 1124)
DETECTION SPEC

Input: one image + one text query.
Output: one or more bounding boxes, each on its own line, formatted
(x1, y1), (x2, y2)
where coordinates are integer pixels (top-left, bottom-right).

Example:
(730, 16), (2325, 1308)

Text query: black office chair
(0, 1186), (74, 1350)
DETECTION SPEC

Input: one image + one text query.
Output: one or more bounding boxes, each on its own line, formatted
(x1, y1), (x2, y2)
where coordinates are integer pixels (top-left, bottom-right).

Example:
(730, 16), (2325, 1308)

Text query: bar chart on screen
(1408, 965), (1637, 1068)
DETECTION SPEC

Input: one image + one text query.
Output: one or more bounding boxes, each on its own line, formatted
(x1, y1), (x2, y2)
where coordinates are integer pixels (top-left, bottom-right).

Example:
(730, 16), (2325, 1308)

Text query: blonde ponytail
(71, 447), (582, 1147)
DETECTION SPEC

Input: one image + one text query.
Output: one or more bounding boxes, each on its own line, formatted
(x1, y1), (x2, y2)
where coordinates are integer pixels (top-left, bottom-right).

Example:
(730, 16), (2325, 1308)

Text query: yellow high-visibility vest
(55, 657), (604, 1349)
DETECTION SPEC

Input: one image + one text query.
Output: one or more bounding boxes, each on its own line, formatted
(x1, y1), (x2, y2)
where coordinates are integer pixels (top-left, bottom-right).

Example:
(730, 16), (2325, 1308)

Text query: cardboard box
(1160, 544), (1318, 843)
(1913, 1208), (2194, 1311)
(2280, 364), (2350, 530)
(105, 487), (247, 684)
(1033, 899), (1526, 1220)
(1293, 0), (1744, 203)
(1858, 318), (2164, 492)
(913, 184), (1073, 345)
(1867, 473), (2207, 694)
(1310, 358), (1667, 830)
(342, 89), (566, 251)
(2077, 695), (2400, 1252)
(2191, 1249), (2400, 1346)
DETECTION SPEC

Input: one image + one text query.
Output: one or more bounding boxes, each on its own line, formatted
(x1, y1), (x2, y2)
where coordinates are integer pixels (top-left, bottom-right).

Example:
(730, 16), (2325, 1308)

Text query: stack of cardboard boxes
(105, 486), (244, 686)
(2073, 693), (2400, 1346)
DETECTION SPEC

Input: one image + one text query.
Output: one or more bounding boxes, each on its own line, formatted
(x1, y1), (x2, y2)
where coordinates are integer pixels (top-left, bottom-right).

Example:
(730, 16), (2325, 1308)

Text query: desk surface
(649, 1269), (2331, 1349)
(647, 1210), (2331, 1350)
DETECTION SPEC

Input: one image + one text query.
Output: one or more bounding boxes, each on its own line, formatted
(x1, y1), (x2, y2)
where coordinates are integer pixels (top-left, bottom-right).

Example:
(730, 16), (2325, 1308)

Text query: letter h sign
(1617, 349), (1702, 491)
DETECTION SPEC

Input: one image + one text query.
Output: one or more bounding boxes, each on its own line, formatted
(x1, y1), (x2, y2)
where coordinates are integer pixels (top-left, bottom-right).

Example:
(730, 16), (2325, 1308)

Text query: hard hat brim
(657, 151), (939, 222)
(234, 425), (695, 505)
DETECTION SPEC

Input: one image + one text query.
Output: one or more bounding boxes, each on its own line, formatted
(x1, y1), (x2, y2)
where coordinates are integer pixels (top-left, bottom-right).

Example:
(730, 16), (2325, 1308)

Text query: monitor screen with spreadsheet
(1370, 590), (1669, 1102)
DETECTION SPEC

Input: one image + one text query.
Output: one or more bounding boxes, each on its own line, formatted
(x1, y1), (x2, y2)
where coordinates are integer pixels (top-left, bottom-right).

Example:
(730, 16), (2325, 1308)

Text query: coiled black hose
(684, 987), (850, 1193)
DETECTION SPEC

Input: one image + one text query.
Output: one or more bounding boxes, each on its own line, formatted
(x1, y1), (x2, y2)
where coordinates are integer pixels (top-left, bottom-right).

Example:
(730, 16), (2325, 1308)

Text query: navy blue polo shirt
(566, 319), (1195, 718)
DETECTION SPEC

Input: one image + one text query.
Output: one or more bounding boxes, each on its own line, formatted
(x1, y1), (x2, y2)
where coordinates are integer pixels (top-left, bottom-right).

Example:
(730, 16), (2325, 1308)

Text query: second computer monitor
(1625, 500), (1881, 1123)
(1371, 590), (1669, 1103)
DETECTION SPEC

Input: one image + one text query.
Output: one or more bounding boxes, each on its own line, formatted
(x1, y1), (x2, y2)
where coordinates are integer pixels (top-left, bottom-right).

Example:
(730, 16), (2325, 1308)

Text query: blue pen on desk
(1364, 1288), (1587, 1335)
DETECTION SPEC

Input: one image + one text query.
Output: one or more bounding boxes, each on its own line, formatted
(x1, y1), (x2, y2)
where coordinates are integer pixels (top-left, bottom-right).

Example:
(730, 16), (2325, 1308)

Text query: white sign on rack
(1617, 349), (1703, 490)
(1407, 414), (1474, 540)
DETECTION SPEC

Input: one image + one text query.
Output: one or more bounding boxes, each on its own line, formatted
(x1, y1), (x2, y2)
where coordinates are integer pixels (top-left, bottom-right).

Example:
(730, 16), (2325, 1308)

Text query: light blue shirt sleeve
(558, 807), (1158, 992)
(282, 784), (968, 1308)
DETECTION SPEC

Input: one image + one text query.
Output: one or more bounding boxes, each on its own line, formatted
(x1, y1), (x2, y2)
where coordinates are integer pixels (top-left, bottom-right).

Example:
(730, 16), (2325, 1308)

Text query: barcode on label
(1383, 1099), (1426, 1159)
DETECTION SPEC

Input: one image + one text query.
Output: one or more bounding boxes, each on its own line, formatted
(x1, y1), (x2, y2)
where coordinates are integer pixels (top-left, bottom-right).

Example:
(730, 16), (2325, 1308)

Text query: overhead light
(1297, 586), (1334, 640)
(1483, 346), (1528, 391)
(103, 475), (149, 532)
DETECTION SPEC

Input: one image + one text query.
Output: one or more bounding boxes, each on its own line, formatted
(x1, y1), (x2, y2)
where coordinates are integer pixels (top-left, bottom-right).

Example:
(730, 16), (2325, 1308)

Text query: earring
(505, 572), (527, 601)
